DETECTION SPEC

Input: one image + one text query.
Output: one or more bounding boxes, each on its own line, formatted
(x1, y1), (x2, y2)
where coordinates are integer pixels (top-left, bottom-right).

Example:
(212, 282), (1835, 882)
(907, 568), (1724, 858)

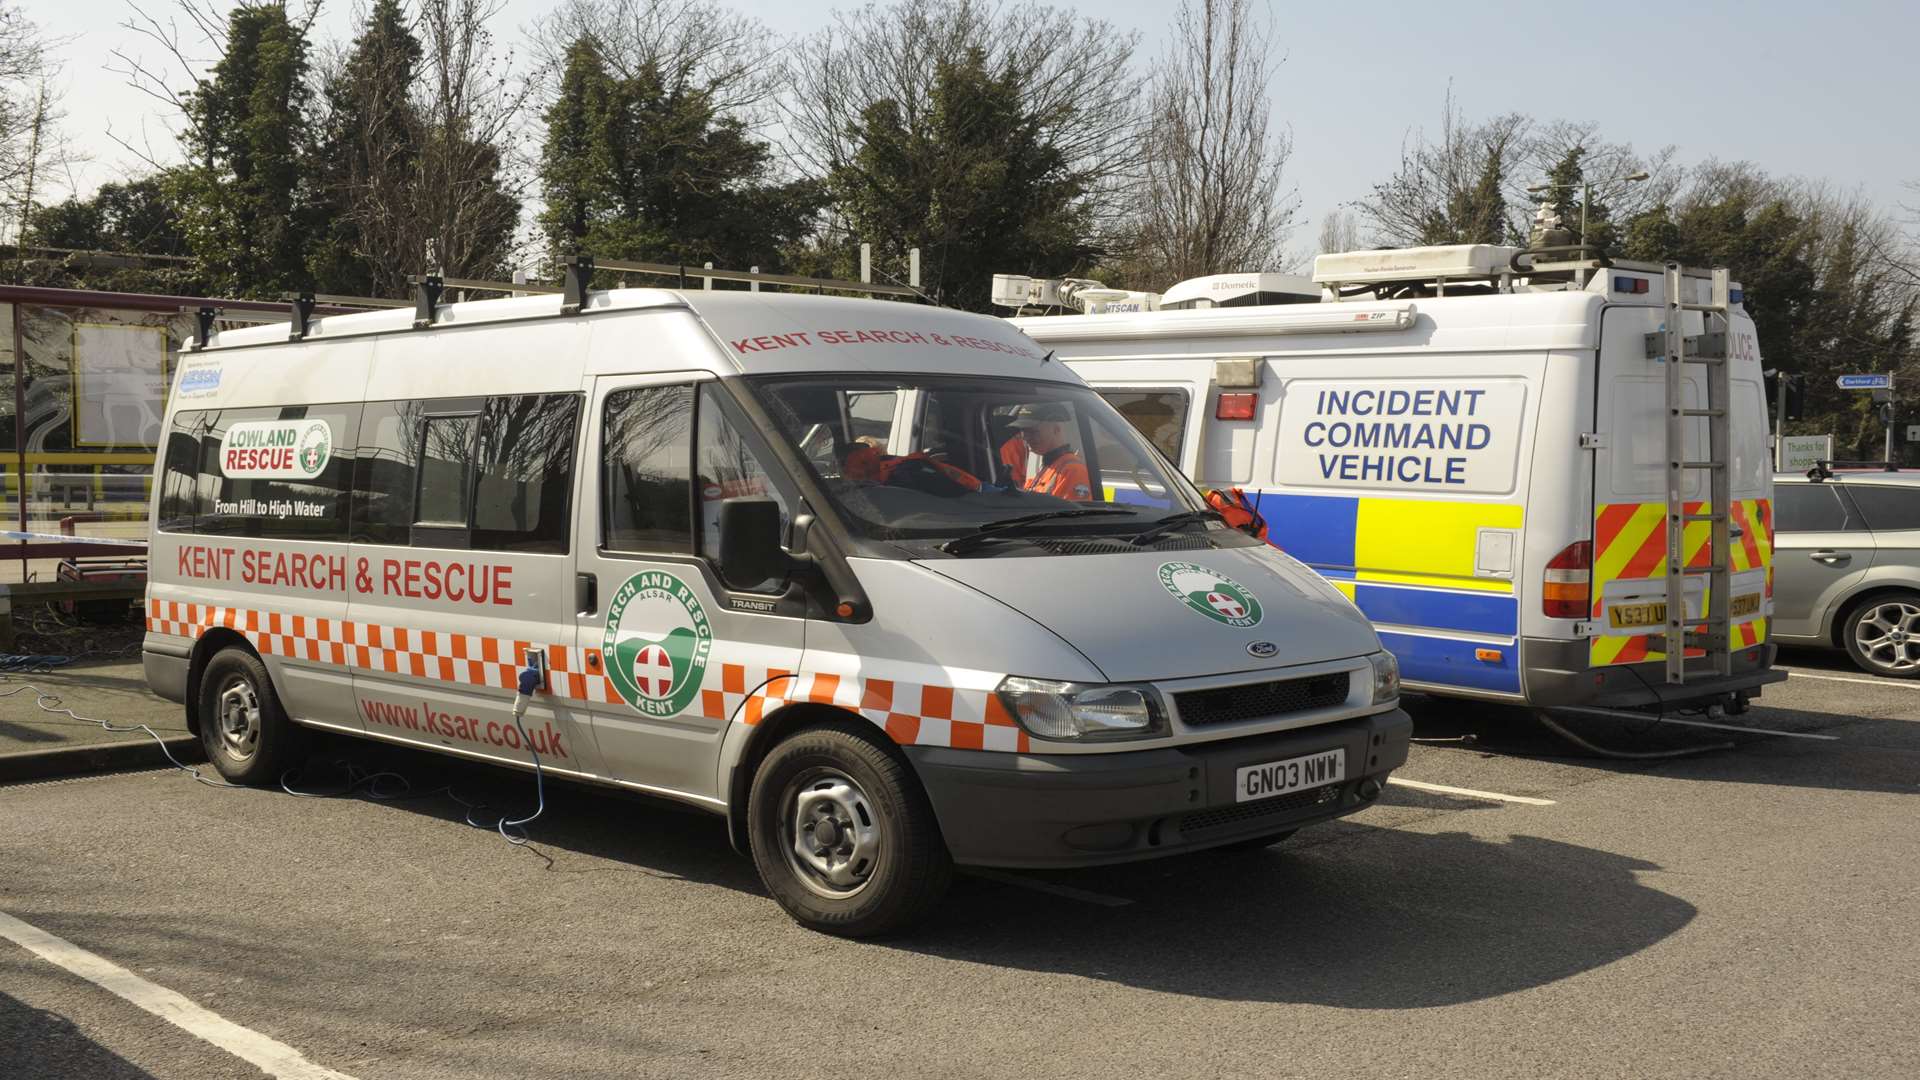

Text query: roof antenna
(1041, 349), (1055, 364)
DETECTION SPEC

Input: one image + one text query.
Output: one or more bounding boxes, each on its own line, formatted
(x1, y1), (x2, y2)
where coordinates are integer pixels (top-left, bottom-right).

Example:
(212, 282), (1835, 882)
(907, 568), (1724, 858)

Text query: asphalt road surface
(3, 647), (1916, 1079)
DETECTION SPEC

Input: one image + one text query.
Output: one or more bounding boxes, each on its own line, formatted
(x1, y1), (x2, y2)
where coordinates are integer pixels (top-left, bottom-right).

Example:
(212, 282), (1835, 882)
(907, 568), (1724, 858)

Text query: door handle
(576, 573), (599, 615)
(1809, 550), (1852, 566)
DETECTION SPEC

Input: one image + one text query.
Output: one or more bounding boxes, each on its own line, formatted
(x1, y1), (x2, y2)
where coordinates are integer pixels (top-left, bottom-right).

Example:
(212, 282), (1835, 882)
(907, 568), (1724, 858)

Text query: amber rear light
(1543, 540), (1591, 619)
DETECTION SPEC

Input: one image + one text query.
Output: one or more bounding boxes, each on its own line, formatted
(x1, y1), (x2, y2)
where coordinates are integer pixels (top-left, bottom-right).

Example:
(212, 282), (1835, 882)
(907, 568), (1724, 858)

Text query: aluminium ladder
(1658, 264), (1736, 684)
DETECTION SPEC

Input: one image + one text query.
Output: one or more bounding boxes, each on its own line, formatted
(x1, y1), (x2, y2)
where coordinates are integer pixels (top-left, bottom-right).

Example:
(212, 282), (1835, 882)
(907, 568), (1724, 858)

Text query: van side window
(415, 413), (478, 526)
(169, 405), (359, 541)
(602, 384), (695, 553)
(1099, 389), (1189, 462)
(156, 413), (204, 532)
(697, 384), (792, 592)
(472, 394), (580, 553)
(353, 400), (422, 544)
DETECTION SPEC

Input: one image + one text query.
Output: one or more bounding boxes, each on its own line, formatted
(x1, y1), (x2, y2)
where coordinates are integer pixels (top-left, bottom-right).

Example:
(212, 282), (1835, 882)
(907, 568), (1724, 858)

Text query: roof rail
(588, 257), (923, 299)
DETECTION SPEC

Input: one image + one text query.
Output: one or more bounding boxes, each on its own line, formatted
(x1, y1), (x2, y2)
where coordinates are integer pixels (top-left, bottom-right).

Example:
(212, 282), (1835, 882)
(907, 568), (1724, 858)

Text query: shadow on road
(895, 824), (1694, 1009)
(0, 993), (158, 1080)
(1402, 693), (1920, 796)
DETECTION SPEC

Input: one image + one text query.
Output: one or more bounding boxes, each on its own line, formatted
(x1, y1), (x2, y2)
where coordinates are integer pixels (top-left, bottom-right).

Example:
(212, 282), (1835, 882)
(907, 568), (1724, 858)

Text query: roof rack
(1805, 459), (1903, 482)
(190, 255), (928, 351)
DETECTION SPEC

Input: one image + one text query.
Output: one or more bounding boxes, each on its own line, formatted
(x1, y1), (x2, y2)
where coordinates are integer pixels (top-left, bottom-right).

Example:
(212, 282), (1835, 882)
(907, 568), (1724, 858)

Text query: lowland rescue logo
(220, 419), (333, 480)
(604, 570), (713, 717)
(1158, 561), (1264, 628)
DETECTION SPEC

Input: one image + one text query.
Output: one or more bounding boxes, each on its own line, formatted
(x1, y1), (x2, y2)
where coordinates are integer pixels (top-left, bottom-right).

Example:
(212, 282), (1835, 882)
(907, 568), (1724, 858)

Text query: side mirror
(718, 498), (789, 589)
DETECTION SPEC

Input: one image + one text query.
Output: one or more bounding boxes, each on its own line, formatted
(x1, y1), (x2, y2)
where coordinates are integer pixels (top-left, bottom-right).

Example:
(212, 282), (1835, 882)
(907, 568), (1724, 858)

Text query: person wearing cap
(1006, 403), (1093, 501)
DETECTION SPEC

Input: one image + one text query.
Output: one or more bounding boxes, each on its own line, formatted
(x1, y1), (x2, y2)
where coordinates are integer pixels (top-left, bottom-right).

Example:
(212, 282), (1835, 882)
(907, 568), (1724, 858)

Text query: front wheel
(747, 724), (952, 937)
(1842, 593), (1920, 679)
(197, 648), (307, 784)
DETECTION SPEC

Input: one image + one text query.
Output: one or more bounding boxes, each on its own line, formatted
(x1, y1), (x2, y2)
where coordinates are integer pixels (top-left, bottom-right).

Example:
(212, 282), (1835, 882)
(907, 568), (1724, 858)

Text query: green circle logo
(296, 421), (331, 477)
(1158, 561), (1263, 628)
(604, 571), (712, 716)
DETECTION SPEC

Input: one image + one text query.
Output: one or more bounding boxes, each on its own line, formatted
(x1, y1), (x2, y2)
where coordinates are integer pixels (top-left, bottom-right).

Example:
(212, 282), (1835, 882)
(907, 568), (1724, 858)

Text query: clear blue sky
(35, 0), (1920, 249)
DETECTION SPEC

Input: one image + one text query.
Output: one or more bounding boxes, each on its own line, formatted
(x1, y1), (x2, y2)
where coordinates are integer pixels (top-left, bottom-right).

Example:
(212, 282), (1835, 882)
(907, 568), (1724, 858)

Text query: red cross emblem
(633, 644), (675, 698)
(1207, 592), (1246, 619)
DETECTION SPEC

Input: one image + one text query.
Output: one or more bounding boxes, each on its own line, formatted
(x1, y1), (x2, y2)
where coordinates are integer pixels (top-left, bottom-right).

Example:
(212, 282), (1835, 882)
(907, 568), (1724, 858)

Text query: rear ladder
(1657, 264), (1735, 683)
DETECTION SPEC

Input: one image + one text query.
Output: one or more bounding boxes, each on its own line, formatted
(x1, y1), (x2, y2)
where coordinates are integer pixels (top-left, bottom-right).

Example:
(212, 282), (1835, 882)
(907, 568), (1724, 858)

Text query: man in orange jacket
(1007, 403), (1093, 501)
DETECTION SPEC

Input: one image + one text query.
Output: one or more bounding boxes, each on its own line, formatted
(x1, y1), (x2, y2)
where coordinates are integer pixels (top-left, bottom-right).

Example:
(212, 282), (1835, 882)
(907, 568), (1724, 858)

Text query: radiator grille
(1174, 672), (1350, 728)
(1180, 784), (1342, 836)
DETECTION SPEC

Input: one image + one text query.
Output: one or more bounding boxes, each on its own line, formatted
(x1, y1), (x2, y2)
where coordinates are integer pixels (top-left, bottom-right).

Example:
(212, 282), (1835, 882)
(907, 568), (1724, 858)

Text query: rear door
(1771, 481), (1873, 640)
(1588, 307), (1771, 667)
(573, 373), (806, 802)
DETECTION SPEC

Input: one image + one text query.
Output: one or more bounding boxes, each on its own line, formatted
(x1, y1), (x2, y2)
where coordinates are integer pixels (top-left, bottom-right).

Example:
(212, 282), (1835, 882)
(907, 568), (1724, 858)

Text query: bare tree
(1356, 88), (1527, 248)
(784, 0), (1144, 257)
(1127, 0), (1297, 284)
(527, 0), (778, 118)
(1317, 209), (1359, 256)
(0, 3), (75, 247)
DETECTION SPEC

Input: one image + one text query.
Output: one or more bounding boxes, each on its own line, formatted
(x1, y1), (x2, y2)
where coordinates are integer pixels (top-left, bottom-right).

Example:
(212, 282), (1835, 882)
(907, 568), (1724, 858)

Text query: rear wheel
(747, 723), (951, 937)
(197, 648), (307, 784)
(1842, 592), (1920, 679)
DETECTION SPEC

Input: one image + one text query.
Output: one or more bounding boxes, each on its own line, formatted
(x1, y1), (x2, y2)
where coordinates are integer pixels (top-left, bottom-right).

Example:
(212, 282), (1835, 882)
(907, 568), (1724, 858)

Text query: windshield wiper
(1127, 508), (1224, 546)
(938, 508), (1139, 555)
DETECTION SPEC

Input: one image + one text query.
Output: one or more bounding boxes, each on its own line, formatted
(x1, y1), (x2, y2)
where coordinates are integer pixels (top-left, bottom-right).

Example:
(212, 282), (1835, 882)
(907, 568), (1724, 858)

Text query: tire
(1214, 829), (1297, 853)
(747, 723), (952, 937)
(197, 648), (308, 784)
(1841, 592), (1920, 679)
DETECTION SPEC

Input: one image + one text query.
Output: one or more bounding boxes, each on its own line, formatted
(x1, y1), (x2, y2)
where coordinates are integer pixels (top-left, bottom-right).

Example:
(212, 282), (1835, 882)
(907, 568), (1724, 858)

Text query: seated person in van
(1005, 403), (1092, 501)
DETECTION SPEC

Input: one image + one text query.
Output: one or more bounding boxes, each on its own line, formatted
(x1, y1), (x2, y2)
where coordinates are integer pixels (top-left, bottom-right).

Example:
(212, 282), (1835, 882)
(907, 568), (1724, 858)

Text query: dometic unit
(145, 258), (1412, 937)
(1010, 246), (1785, 715)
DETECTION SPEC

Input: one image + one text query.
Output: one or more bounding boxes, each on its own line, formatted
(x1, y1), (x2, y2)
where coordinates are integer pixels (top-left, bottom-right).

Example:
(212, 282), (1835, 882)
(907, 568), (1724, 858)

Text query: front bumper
(1523, 637), (1786, 709)
(907, 708), (1412, 869)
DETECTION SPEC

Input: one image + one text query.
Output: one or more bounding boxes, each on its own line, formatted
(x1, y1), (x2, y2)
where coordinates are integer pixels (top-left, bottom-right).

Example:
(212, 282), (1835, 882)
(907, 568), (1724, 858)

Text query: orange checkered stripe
(1588, 499), (1772, 667)
(148, 602), (1028, 752)
(146, 599), (619, 704)
(701, 663), (1031, 752)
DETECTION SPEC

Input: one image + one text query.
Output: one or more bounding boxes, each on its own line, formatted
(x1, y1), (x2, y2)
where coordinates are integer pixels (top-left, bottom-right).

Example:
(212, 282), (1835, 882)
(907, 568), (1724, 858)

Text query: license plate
(1608, 593), (1761, 628)
(1235, 748), (1345, 803)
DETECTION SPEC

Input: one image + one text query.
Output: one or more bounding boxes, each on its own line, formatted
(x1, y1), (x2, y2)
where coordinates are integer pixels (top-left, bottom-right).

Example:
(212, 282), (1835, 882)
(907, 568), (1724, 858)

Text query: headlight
(1368, 651), (1400, 704)
(995, 677), (1168, 742)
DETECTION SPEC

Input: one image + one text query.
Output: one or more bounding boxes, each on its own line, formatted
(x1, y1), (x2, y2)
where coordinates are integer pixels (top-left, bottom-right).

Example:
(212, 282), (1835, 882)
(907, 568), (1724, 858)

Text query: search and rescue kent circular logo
(604, 570), (712, 717)
(296, 420), (331, 477)
(1158, 561), (1263, 628)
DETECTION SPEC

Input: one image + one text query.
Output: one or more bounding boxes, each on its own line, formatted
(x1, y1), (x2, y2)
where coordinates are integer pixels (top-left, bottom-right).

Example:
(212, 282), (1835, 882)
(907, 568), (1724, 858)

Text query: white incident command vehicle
(144, 263), (1412, 935)
(1009, 245), (1785, 715)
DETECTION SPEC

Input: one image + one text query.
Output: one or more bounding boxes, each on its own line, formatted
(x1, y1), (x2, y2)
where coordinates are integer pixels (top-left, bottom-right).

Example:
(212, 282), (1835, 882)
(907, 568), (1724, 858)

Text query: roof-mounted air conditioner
(1160, 273), (1320, 310)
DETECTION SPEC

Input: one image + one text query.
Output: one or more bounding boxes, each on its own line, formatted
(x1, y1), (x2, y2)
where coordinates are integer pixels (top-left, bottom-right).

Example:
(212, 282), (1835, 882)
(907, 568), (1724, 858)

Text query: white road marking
(1654, 716), (1840, 741)
(0, 909), (359, 1080)
(967, 869), (1134, 907)
(1385, 778), (1556, 806)
(1783, 669), (1920, 691)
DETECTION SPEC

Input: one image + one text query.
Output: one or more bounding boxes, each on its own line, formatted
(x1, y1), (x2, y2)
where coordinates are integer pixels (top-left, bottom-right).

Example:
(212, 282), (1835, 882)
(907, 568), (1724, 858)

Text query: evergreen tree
(537, 34), (821, 272)
(830, 47), (1098, 311)
(172, 3), (318, 297)
(310, 0), (423, 296)
(22, 175), (201, 292)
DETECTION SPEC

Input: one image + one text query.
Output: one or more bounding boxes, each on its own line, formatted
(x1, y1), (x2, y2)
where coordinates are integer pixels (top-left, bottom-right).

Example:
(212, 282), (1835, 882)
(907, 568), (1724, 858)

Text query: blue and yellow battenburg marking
(1253, 491), (1522, 694)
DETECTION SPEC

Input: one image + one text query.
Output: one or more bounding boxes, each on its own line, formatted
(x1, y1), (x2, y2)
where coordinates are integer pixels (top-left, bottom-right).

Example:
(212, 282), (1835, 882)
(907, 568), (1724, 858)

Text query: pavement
(0, 655), (198, 782)
(0, 646), (1916, 1079)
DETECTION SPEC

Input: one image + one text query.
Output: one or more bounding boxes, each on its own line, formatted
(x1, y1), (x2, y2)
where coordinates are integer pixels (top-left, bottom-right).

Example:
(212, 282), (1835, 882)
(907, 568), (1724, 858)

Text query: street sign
(1837, 373), (1893, 390)
(1779, 434), (1832, 471)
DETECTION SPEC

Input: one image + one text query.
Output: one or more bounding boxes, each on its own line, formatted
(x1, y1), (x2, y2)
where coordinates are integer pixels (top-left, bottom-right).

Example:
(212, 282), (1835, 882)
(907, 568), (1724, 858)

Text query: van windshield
(746, 374), (1208, 542)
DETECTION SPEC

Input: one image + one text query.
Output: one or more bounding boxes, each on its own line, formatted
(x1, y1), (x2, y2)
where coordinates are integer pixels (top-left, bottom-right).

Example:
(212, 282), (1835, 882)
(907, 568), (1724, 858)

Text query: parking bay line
(0, 909), (359, 1080)
(1385, 778), (1557, 806)
(1784, 669), (1920, 691)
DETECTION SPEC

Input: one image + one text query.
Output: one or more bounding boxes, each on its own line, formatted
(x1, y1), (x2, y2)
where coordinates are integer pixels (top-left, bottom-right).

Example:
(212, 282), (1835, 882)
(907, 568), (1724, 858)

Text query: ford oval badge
(1247, 641), (1279, 659)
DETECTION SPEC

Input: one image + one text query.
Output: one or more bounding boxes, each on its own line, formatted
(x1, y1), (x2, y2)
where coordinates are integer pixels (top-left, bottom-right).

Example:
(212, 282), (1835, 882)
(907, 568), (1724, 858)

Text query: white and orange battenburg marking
(146, 600), (1028, 753)
(1588, 498), (1772, 667)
